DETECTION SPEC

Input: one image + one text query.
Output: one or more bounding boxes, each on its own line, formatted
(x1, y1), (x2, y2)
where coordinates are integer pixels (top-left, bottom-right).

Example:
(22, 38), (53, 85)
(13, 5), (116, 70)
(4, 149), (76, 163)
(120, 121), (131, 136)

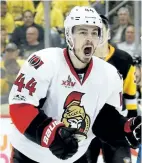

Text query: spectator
(4, 58), (20, 90)
(1, 28), (8, 60)
(3, 43), (20, 61)
(50, 28), (62, 47)
(111, 7), (132, 44)
(0, 1), (15, 34)
(2, 43), (25, 71)
(11, 10), (44, 49)
(0, 43), (25, 92)
(34, 1), (64, 29)
(117, 25), (141, 58)
(52, 0), (89, 16)
(0, 67), (9, 95)
(90, 0), (105, 15)
(22, 26), (44, 59)
(7, 0), (35, 25)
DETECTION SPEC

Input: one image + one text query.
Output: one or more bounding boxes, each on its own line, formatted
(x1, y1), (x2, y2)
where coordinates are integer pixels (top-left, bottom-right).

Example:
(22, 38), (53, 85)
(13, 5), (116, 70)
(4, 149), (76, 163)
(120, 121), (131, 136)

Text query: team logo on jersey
(28, 55), (44, 69)
(61, 91), (90, 141)
(62, 75), (76, 88)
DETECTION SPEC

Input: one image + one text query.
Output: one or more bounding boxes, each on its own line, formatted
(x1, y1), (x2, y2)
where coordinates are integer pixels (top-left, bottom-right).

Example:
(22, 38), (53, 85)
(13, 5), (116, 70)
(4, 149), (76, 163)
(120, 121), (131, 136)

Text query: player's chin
(82, 57), (92, 63)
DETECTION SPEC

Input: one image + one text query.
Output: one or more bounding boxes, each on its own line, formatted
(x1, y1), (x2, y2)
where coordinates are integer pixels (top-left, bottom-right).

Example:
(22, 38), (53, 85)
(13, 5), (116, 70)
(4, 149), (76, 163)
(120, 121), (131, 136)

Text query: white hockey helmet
(64, 6), (103, 49)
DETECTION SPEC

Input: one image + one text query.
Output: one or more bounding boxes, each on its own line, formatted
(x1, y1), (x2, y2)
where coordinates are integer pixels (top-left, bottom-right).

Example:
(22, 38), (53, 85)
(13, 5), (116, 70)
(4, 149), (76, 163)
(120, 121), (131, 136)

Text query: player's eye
(80, 31), (87, 35)
(92, 32), (98, 36)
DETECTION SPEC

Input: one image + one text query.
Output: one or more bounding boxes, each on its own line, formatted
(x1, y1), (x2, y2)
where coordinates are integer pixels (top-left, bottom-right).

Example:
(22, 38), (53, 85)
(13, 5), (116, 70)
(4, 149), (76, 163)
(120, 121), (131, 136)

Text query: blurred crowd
(0, 0), (141, 106)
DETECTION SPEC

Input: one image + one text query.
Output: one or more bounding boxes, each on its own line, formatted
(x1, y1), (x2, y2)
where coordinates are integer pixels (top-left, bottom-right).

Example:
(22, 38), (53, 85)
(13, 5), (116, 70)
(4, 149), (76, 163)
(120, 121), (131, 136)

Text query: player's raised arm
(92, 70), (141, 148)
(9, 50), (78, 160)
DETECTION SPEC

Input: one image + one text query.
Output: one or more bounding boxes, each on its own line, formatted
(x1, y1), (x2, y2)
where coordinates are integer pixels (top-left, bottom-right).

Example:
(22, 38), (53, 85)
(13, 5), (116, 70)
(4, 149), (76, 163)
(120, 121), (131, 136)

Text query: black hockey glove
(124, 116), (141, 148)
(40, 120), (78, 160)
(49, 127), (78, 160)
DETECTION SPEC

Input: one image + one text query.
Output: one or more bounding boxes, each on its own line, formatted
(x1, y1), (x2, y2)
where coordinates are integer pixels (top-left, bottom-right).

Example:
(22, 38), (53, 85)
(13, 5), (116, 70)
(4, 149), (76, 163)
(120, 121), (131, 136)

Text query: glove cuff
(124, 118), (133, 133)
(41, 120), (64, 147)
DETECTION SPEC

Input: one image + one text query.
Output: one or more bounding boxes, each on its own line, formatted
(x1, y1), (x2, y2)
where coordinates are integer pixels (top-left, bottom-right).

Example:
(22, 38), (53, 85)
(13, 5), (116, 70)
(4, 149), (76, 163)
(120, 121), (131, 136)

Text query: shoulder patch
(28, 55), (44, 69)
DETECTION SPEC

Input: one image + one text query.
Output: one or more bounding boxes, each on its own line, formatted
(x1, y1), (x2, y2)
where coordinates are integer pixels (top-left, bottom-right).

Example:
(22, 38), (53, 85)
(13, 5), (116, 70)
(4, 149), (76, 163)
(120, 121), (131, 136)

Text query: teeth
(85, 53), (90, 56)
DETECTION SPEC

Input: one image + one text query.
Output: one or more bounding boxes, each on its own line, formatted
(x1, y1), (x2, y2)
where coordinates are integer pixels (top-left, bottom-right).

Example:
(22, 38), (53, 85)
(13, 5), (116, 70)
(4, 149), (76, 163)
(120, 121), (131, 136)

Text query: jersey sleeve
(106, 70), (123, 112)
(9, 52), (53, 106)
(92, 70), (127, 145)
(123, 65), (137, 111)
(9, 50), (56, 143)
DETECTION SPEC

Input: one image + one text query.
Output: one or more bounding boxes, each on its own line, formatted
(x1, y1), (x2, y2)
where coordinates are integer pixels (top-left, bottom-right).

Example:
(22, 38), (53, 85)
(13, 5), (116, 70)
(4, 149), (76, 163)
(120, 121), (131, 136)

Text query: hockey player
(9, 6), (141, 163)
(87, 15), (138, 163)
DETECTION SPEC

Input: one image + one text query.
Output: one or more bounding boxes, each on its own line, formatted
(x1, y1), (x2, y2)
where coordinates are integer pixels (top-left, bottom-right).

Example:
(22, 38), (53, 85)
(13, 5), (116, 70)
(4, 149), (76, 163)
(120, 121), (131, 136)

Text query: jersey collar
(63, 48), (93, 85)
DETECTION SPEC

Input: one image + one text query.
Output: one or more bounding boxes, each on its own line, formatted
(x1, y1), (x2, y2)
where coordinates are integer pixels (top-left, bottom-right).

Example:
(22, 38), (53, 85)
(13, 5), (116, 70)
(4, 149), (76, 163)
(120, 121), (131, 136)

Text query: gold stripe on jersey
(126, 104), (137, 110)
(105, 45), (115, 62)
(123, 65), (136, 96)
(125, 99), (137, 110)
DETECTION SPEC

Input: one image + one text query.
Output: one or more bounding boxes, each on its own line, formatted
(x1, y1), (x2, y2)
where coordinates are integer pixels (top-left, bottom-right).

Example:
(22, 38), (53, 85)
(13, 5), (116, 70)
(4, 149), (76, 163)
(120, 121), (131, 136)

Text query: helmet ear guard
(65, 27), (74, 50)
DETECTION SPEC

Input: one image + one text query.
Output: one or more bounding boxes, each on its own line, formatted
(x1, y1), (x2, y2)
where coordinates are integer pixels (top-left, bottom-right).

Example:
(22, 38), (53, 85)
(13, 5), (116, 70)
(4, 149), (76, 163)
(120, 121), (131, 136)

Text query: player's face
(72, 25), (100, 63)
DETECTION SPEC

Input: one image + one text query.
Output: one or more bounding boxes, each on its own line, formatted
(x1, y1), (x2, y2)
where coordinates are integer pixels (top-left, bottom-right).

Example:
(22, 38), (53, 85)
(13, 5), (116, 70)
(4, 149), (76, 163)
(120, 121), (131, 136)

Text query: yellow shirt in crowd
(34, 2), (64, 28)
(0, 60), (25, 95)
(52, 0), (90, 15)
(7, 0), (35, 20)
(1, 12), (15, 34)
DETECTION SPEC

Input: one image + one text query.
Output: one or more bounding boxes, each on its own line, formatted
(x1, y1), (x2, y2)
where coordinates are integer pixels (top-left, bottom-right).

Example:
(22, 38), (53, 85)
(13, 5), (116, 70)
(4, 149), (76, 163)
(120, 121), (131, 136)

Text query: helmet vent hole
(86, 21), (88, 23)
(75, 17), (80, 20)
(93, 21), (95, 24)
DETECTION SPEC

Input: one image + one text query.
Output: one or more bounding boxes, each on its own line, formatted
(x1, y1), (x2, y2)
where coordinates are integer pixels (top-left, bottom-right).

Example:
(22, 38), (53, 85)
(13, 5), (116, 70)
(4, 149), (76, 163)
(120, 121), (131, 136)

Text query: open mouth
(84, 47), (92, 56)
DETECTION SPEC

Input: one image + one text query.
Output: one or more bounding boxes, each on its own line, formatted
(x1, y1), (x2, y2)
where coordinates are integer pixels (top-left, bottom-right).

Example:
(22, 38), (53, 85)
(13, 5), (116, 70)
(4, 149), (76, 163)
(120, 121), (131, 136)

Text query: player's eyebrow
(78, 27), (98, 32)
(92, 27), (99, 31)
(78, 28), (88, 31)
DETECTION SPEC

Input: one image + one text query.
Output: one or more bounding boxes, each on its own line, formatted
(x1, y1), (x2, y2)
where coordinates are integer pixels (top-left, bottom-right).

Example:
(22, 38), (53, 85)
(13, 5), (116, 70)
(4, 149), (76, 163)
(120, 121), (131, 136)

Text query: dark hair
(100, 15), (109, 29)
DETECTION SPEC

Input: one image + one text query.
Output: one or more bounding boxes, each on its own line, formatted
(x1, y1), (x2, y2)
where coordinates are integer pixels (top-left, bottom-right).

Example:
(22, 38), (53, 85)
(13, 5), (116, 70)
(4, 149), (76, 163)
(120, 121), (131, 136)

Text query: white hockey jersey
(9, 48), (123, 163)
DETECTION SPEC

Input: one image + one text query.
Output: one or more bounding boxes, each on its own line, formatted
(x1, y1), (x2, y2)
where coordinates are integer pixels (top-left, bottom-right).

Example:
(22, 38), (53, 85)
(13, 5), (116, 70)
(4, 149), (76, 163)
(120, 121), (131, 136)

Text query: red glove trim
(124, 118), (133, 133)
(41, 120), (64, 147)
